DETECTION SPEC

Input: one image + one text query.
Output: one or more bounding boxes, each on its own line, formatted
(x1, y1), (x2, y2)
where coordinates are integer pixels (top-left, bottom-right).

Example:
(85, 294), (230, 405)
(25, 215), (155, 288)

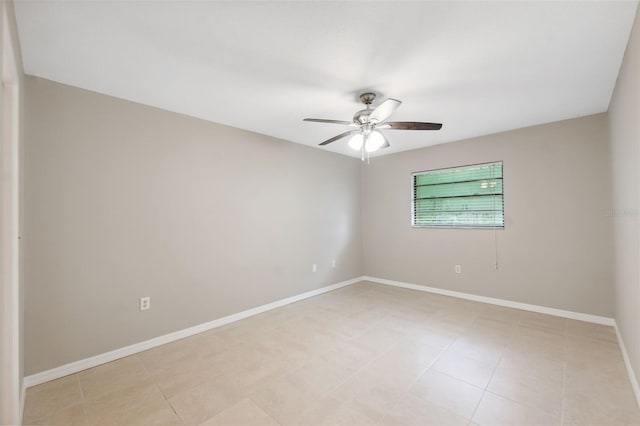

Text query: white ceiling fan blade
(369, 99), (401, 123)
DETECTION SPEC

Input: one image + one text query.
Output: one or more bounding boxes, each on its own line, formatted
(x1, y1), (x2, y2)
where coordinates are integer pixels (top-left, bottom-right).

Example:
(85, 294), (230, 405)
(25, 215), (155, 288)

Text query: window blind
(412, 162), (504, 228)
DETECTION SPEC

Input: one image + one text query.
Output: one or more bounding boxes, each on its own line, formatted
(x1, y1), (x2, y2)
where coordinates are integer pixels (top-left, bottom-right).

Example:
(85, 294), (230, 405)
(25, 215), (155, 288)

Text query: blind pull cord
(492, 167), (499, 270)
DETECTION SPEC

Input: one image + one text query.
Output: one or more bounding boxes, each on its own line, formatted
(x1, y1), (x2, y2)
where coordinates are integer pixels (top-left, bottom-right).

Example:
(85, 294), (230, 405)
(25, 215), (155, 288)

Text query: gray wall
(609, 4), (640, 398)
(362, 114), (614, 317)
(24, 77), (363, 375)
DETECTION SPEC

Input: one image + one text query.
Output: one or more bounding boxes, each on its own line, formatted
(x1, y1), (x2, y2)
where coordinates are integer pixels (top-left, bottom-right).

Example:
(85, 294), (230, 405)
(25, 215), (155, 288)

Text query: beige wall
(362, 114), (613, 317)
(23, 77), (363, 375)
(609, 4), (640, 397)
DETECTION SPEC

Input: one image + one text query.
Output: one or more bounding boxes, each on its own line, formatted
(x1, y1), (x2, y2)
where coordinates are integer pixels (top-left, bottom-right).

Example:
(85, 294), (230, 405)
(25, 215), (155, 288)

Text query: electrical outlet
(139, 297), (150, 311)
(455, 265), (462, 274)
(331, 259), (336, 268)
(312, 264), (317, 273)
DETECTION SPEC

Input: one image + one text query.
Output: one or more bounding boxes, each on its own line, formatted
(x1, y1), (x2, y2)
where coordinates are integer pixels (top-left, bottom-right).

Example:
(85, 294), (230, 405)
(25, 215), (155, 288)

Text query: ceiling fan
(303, 92), (442, 158)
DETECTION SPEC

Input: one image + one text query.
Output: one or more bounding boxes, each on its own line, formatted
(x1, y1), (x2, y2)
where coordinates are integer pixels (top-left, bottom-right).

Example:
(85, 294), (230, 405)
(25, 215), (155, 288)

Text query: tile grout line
(24, 375), (89, 425)
(407, 320), (479, 421)
(76, 375), (90, 426)
(247, 396), (284, 426)
(467, 346), (505, 423)
(135, 352), (187, 424)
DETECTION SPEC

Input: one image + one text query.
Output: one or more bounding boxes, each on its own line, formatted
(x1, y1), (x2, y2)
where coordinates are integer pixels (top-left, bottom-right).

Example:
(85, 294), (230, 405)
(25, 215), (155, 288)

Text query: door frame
(0, 4), (21, 424)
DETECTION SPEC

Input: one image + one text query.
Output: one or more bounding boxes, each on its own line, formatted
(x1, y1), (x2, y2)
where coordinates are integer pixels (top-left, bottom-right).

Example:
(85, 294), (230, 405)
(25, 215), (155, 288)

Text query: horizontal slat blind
(413, 162), (504, 228)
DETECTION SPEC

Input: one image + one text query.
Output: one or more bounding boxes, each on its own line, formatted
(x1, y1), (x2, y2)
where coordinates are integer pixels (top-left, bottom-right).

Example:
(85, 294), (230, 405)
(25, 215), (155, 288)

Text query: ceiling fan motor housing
(353, 109), (373, 125)
(354, 92), (378, 124)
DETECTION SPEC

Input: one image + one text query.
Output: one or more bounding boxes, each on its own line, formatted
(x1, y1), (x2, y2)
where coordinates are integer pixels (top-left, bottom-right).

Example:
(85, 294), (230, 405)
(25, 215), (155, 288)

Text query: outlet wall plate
(139, 297), (150, 311)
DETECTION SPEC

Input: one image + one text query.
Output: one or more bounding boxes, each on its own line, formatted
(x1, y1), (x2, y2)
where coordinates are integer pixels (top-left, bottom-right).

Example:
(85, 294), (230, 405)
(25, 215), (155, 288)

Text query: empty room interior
(2, 0), (640, 425)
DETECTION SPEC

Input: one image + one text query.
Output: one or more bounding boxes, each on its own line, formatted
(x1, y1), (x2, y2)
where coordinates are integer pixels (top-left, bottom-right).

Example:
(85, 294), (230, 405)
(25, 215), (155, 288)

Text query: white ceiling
(14, 0), (639, 158)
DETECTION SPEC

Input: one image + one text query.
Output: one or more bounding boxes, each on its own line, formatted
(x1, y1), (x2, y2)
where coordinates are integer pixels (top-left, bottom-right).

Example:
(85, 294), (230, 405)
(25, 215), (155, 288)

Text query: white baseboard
(614, 322), (640, 408)
(363, 276), (615, 326)
(23, 276), (364, 389)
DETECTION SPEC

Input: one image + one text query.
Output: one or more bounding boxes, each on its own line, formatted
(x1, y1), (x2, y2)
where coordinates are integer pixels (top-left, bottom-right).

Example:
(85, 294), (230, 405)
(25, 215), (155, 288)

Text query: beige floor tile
(391, 393), (470, 426)
(472, 391), (560, 426)
(168, 375), (245, 425)
(137, 339), (197, 374)
(249, 375), (323, 426)
(331, 370), (406, 408)
(230, 358), (294, 396)
(294, 396), (385, 426)
(564, 364), (639, 409)
(149, 356), (229, 399)
(565, 335), (627, 376)
(346, 397), (404, 426)
(379, 313), (425, 335)
(351, 326), (406, 355)
(92, 398), (181, 426)
(287, 353), (358, 396)
(508, 325), (566, 360)
(565, 319), (617, 343)
(409, 369), (484, 418)
(518, 311), (566, 335)
(320, 338), (379, 371)
(487, 360), (563, 416)
(146, 340), (266, 399)
(257, 338), (314, 370)
(137, 332), (228, 374)
(78, 356), (150, 401)
(498, 349), (565, 381)
(281, 327), (343, 354)
(360, 338), (443, 390)
(444, 335), (504, 366)
(332, 318), (375, 340)
(23, 374), (83, 424)
(199, 398), (279, 426)
(433, 351), (496, 388)
(563, 390), (640, 426)
(464, 318), (517, 344)
(429, 311), (477, 334)
(26, 402), (87, 426)
(476, 305), (522, 324)
(410, 325), (459, 349)
(84, 381), (181, 425)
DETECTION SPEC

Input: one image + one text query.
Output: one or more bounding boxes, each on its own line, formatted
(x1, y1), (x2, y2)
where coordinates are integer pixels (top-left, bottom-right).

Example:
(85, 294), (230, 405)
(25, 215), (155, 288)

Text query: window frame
(411, 161), (505, 229)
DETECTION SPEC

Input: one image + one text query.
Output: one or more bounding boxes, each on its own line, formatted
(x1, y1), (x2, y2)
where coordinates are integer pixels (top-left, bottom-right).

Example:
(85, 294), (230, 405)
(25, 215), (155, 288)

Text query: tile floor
(23, 282), (640, 426)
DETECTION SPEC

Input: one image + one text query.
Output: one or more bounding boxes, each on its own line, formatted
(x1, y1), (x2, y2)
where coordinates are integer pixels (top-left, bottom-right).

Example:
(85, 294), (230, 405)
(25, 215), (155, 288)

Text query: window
(412, 162), (504, 228)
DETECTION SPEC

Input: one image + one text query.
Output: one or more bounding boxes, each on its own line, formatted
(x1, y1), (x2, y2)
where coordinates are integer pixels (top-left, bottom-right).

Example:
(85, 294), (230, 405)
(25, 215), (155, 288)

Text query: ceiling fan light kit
(304, 92), (442, 162)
